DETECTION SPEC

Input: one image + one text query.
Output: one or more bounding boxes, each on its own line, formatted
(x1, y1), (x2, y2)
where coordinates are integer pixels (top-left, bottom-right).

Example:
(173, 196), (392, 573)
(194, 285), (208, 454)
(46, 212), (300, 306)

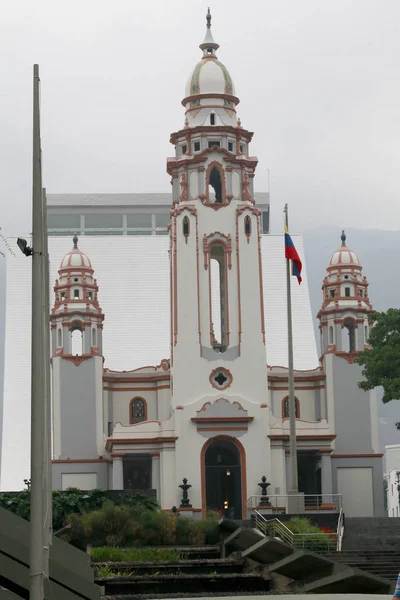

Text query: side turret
(317, 231), (372, 358)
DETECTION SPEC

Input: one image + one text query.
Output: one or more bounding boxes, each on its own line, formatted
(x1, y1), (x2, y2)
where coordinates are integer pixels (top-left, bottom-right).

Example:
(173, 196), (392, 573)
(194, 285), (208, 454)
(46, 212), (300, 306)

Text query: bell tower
(166, 10), (270, 514)
(318, 230), (373, 358)
(51, 235), (106, 490)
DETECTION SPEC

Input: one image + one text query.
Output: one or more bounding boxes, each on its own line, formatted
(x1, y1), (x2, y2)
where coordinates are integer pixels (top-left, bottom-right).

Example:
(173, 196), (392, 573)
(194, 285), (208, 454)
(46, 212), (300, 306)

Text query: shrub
(285, 516), (336, 552)
(91, 546), (183, 563)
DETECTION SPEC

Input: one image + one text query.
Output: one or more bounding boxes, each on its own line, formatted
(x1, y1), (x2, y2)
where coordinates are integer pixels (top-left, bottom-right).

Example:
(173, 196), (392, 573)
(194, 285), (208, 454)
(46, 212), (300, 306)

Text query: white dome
(329, 248), (359, 267)
(60, 236), (93, 271)
(328, 232), (360, 269)
(185, 58), (235, 98)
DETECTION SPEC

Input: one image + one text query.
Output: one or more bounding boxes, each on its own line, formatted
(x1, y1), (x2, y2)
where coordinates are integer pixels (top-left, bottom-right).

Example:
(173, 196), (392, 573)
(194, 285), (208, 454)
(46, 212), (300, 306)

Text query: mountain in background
(0, 227), (399, 461)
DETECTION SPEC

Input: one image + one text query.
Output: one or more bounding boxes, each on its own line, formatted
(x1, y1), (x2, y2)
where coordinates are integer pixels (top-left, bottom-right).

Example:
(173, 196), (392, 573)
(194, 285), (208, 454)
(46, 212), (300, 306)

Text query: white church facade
(1, 13), (384, 518)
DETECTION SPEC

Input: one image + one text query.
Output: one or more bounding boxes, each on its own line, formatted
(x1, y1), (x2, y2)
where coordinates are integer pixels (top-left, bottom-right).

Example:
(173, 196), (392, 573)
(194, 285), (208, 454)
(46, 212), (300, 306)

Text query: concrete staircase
(220, 518), (393, 594)
(343, 517), (400, 551)
(327, 550), (400, 582)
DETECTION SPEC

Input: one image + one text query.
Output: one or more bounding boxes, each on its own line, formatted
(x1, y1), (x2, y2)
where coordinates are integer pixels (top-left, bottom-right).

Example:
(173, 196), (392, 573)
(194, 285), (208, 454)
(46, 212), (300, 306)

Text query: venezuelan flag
(284, 224), (302, 284)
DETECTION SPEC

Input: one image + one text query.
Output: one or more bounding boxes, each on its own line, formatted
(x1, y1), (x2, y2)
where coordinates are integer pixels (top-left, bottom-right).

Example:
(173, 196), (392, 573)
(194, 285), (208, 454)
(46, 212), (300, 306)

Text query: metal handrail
(336, 507), (344, 552)
(253, 510), (338, 553)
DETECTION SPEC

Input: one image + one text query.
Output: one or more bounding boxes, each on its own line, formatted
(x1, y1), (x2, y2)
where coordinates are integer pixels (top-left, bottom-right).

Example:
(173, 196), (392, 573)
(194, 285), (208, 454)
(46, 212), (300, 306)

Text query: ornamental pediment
(191, 398), (253, 439)
(192, 398), (253, 423)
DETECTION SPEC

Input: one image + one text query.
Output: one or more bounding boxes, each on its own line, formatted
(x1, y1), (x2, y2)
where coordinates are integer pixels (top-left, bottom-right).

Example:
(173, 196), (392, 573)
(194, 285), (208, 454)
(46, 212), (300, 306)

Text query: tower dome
(59, 234), (93, 272)
(182, 9), (239, 128)
(328, 230), (360, 270)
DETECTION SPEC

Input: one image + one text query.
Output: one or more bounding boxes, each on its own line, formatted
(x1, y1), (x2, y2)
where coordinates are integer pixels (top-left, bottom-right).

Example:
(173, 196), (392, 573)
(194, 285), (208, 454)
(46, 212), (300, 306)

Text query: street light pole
(30, 63), (48, 600)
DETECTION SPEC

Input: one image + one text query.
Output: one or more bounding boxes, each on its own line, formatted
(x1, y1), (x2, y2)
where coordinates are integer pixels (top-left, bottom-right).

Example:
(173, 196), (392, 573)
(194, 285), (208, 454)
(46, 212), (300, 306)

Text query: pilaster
(112, 455), (124, 490)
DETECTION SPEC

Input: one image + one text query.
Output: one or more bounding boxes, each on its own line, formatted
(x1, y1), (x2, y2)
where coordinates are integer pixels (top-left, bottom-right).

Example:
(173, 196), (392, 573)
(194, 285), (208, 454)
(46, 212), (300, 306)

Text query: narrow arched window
(208, 166), (223, 203)
(92, 327), (97, 347)
(329, 325), (334, 344)
(364, 325), (368, 344)
(131, 398), (146, 424)
(57, 328), (63, 348)
(244, 216), (251, 239)
(182, 216), (190, 240)
(283, 396), (300, 419)
(210, 243), (227, 351)
(71, 323), (83, 356)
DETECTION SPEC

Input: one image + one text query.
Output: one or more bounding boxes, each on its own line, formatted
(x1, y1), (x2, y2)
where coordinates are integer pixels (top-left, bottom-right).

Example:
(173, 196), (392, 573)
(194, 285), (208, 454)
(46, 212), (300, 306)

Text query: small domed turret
(51, 235), (104, 360)
(318, 231), (373, 358)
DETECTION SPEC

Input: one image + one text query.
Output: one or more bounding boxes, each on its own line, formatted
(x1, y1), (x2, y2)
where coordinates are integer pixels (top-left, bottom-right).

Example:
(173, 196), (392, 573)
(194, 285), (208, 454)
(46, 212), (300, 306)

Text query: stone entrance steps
(95, 554), (271, 598)
(325, 550), (400, 582)
(95, 557), (243, 576)
(343, 517), (400, 551)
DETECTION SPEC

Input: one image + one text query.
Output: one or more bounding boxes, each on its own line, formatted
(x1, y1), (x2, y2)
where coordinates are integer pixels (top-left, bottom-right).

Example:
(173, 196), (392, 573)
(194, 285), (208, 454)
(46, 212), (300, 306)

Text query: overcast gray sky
(1, 0), (400, 237)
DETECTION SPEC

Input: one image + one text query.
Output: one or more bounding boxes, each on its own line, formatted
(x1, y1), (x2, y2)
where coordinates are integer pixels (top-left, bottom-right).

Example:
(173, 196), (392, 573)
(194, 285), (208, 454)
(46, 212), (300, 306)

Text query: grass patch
(91, 546), (183, 563)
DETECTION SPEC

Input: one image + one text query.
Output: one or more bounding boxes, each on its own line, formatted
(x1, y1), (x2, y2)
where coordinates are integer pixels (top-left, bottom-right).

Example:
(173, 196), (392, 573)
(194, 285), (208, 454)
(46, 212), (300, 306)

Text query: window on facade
(84, 213), (123, 229)
(131, 398), (146, 424)
(228, 141), (234, 152)
(182, 216), (190, 237)
(345, 287), (350, 297)
(126, 213), (152, 228)
(194, 141), (201, 152)
(57, 328), (62, 347)
(74, 289), (80, 299)
(283, 397), (300, 419)
(92, 328), (97, 347)
(47, 214), (81, 230)
(181, 144), (187, 154)
(359, 289), (363, 297)
(329, 289), (335, 298)
(210, 243), (227, 351)
(364, 325), (368, 344)
(329, 325), (334, 344)
(240, 144), (244, 153)
(71, 324), (83, 356)
(208, 166), (223, 203)
(87, 291), (93, 300)
(262, 210), (269, 234)
(155, 213), (170, 230)
(208, 140), (220, 148)
(210, 113), (215, 125)
(244, 215), (251, 236)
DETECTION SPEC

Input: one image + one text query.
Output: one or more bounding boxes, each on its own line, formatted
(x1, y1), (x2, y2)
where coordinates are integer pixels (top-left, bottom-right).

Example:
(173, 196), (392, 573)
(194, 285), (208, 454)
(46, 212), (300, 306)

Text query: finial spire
(200, 6), (219, 53)
(73, 233), (78, 249)
(341, 230), (346, 246)
(206, 7), (211, 28)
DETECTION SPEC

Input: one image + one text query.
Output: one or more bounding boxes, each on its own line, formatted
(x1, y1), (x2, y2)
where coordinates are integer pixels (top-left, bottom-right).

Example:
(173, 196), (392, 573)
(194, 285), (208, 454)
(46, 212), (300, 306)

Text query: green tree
(356, 309), (400, 403)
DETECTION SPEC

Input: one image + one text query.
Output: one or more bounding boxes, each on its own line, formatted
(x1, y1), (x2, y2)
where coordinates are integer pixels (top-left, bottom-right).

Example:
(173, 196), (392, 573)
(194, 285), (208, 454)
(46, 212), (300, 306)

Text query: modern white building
(385, 445), (400, 517)
(1, 12), (384, 518)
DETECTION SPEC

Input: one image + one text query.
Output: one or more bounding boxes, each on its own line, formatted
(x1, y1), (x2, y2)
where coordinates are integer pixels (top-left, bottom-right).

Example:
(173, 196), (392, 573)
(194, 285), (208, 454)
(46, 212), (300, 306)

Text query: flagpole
(30, 63), (47, 600)
(284, 204), (298, 493)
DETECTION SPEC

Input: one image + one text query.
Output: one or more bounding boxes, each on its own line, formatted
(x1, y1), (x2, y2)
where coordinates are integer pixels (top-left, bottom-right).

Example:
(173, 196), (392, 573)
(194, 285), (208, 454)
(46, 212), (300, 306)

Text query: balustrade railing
(247, 494), (342, 514)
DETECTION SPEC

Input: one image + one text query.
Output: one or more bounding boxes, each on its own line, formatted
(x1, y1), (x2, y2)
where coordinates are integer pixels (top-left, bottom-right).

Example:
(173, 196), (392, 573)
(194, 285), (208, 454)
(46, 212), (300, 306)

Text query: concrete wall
(52, 461), (109, 490)
(332, 355), (375, 454)
(54, 356), (103, 459)
(331, 456), (384, 517)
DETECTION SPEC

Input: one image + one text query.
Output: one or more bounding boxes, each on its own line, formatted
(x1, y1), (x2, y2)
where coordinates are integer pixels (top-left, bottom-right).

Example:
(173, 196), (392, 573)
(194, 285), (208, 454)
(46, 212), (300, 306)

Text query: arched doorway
(203, 438), (243, 519)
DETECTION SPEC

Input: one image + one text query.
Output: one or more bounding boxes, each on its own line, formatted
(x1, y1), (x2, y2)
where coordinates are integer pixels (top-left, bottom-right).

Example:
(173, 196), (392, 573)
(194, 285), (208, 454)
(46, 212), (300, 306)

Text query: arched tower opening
(71, 322), (83, 356)
(342, 318), (356, 353)
(208, 166), (223, 203)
